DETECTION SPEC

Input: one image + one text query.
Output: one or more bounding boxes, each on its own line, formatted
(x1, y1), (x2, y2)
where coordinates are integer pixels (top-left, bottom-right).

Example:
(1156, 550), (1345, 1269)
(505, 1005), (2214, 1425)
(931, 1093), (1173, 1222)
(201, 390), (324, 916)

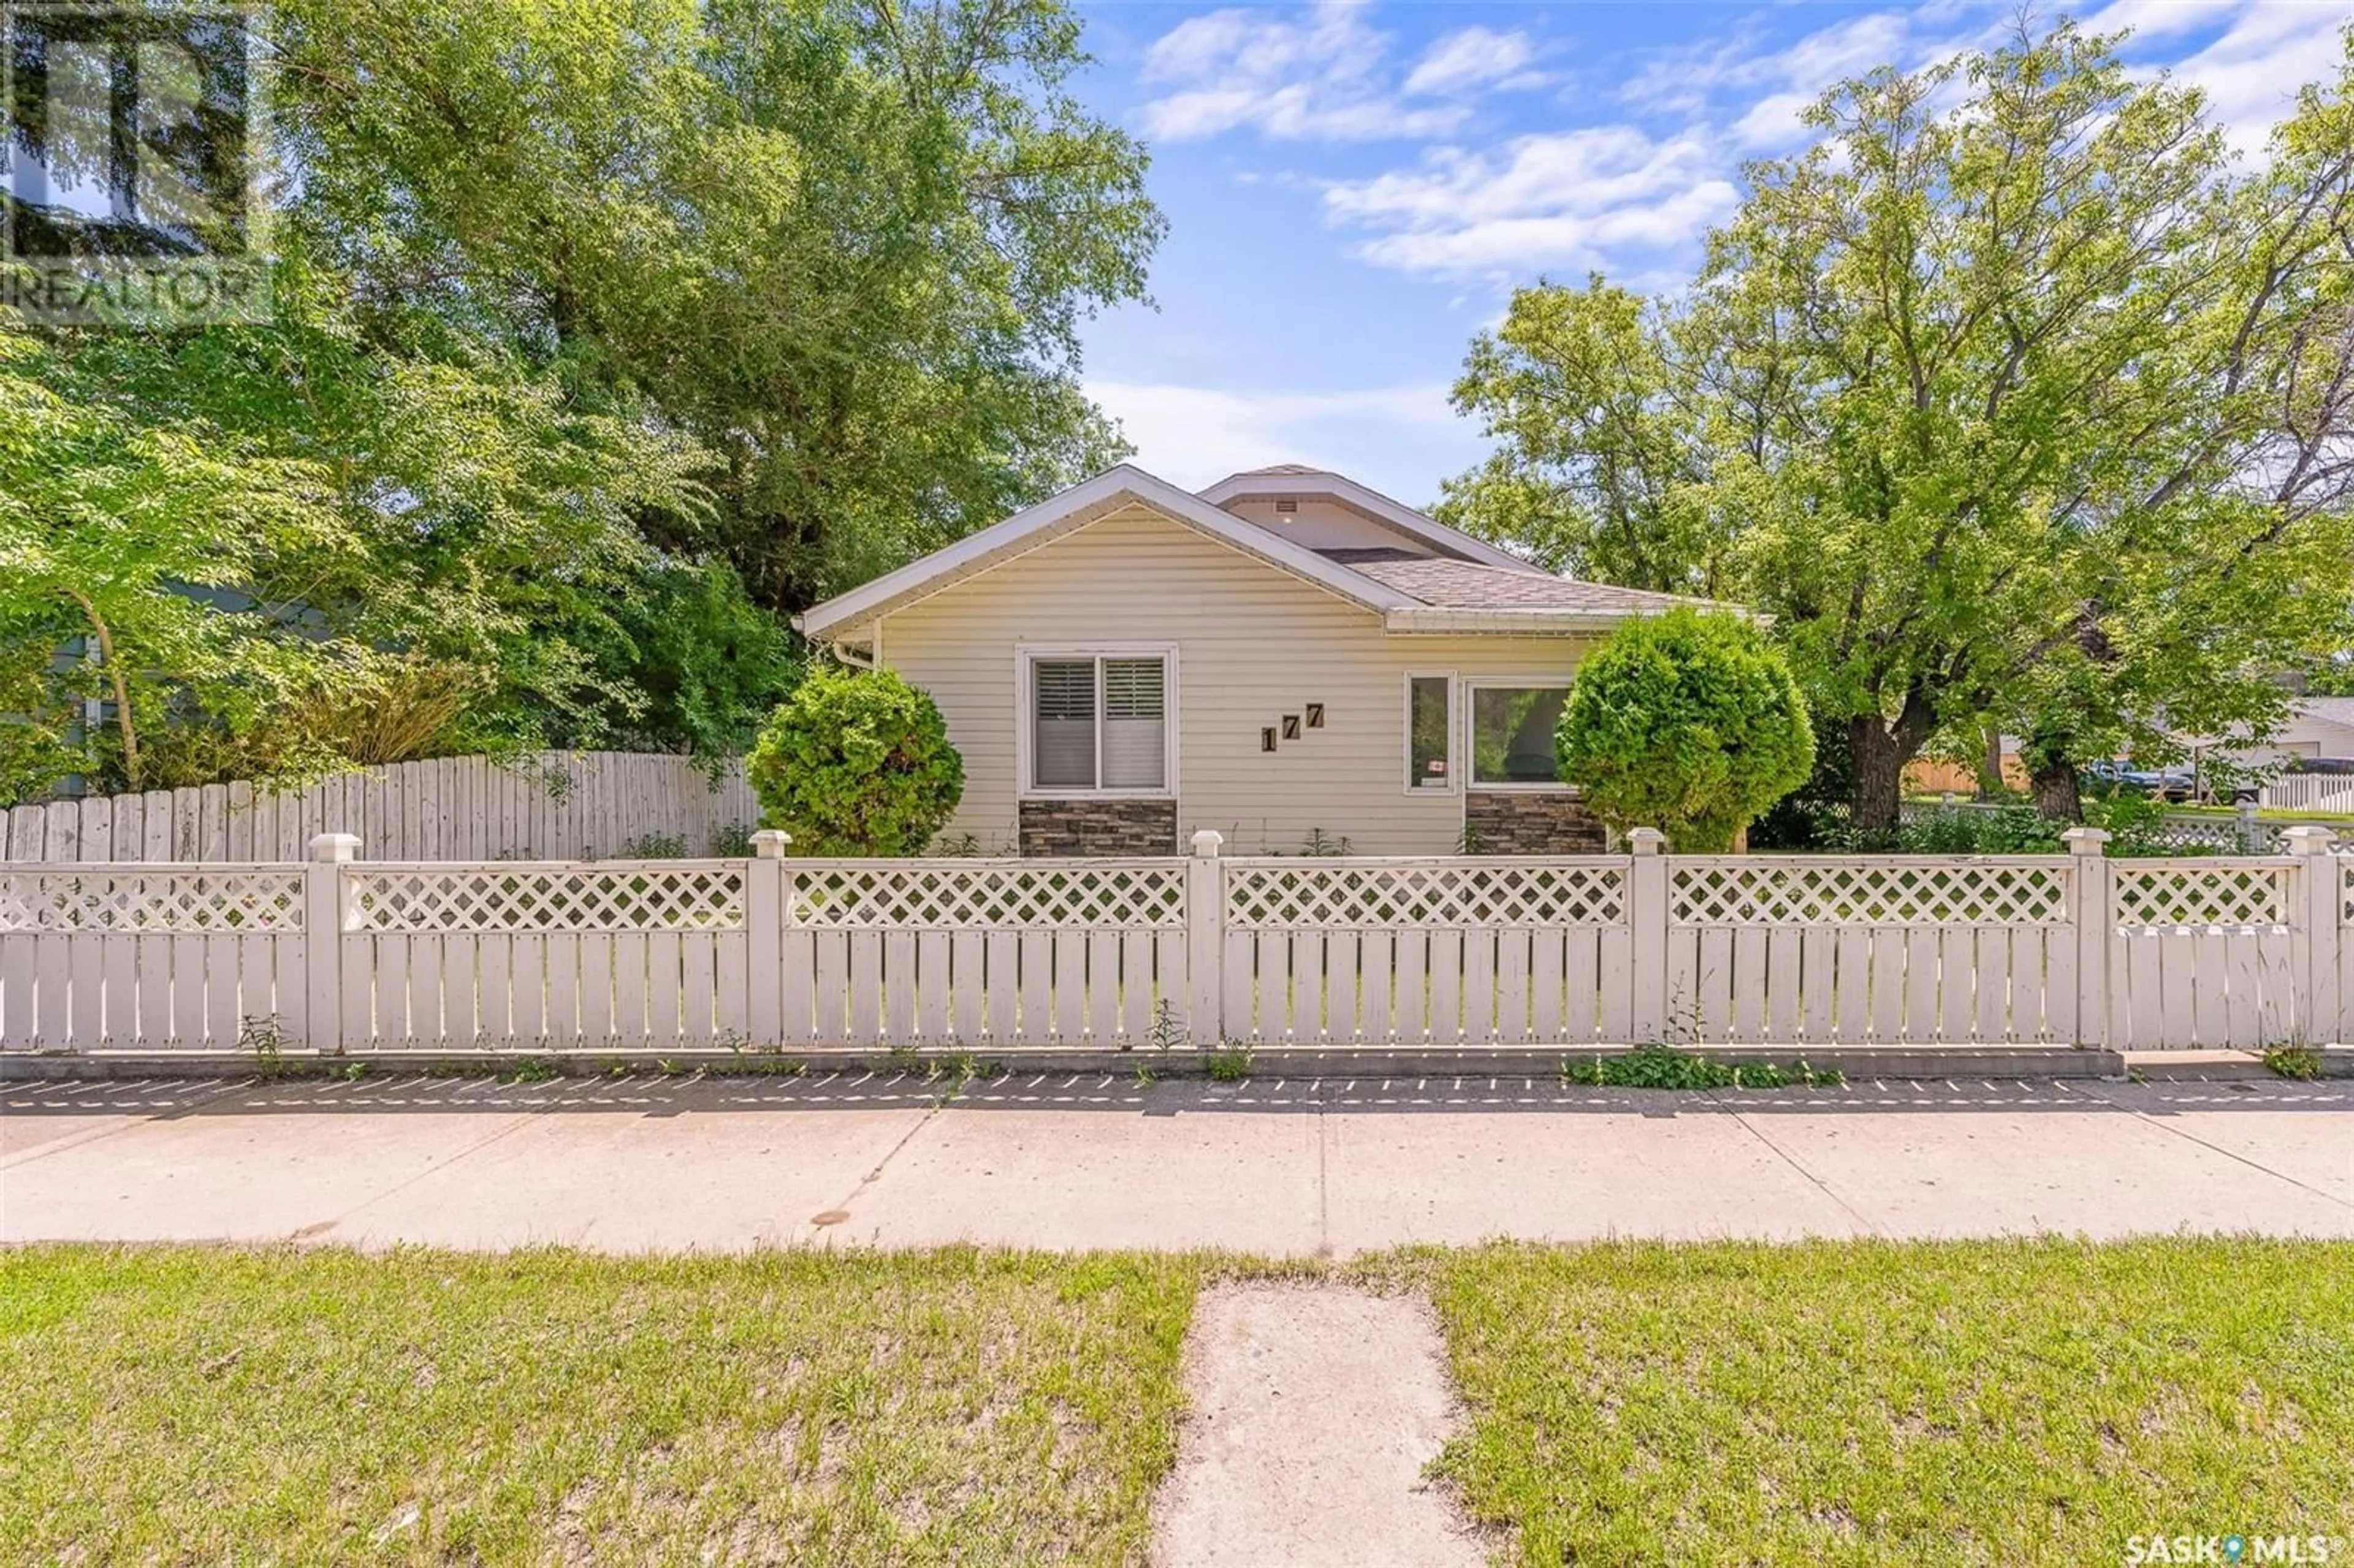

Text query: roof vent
(1274, 498), (1299, 514)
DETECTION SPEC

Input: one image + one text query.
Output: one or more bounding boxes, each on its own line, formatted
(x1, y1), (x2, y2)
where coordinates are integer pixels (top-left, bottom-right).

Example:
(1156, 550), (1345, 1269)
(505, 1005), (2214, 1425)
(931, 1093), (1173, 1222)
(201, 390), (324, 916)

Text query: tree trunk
(1976, 723), (2005, 799)
(61, 587), (139, 791)
(1849, 718), (1906, 834)
(2032, 759), (2081, 822)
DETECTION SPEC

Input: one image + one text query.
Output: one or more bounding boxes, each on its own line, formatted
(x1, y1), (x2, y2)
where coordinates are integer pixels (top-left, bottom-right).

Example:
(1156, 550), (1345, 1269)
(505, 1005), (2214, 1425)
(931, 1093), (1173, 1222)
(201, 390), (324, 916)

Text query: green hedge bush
(745, 664), (963, 856)
(1554, 608), (1813, 853)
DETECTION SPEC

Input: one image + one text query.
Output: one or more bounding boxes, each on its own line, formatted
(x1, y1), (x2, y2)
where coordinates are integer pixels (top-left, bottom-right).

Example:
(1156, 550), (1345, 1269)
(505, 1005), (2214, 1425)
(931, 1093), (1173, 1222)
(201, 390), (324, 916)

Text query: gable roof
(791, 465), (1419, 641)
(1195, 466), (1537, 572)
(2296, 697), (2354, 734)
(791, 462), (1736, 642)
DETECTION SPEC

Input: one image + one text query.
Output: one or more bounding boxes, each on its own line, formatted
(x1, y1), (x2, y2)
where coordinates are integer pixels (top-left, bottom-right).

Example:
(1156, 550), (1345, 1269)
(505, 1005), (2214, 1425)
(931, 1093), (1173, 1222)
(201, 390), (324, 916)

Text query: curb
(2, 1042), (2136, 1083)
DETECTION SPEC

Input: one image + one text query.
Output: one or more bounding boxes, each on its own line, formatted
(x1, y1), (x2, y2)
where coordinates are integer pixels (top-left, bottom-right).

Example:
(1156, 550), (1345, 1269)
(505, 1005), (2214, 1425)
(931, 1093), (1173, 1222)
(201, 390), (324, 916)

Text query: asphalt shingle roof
(1316, 549), (1726, 615)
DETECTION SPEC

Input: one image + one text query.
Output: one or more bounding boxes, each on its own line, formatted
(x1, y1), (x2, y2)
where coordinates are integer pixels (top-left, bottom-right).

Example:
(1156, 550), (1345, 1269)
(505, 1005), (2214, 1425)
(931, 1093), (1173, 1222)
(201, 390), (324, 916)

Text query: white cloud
(1403, 26), (1538, 97)
(1137, 0), (1474, 142)
(1323, 127), (1737, 278)
(2081, 0), (2244, 44)
(1085, 379), (1458, 489)
(1617, 10), (1927, 118)
(2157, 2), (2352, 151)
(1728, 89), (1815, 151)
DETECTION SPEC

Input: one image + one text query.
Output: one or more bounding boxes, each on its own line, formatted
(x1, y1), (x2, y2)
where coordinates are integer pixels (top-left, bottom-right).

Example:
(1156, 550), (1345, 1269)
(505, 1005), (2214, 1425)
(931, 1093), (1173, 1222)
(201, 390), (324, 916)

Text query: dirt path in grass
(1149, 1284), (1487, 1567)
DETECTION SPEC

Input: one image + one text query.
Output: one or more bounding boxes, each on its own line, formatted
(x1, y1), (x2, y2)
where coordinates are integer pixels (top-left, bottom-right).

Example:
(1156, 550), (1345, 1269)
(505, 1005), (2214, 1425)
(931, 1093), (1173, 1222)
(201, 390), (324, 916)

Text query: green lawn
(9, 1240), (2353, 1565)
(1406, 1238), (2354, 1566)
(1, 1246), (1198, 1565)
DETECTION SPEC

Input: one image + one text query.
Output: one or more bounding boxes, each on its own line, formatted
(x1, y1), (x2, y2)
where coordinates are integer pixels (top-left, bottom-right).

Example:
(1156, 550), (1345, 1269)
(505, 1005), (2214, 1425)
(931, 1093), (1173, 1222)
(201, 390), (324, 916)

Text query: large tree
(270, 0), (1161, 612)
(2, 250), (715, 797)
(1443, 23), (2354, 828)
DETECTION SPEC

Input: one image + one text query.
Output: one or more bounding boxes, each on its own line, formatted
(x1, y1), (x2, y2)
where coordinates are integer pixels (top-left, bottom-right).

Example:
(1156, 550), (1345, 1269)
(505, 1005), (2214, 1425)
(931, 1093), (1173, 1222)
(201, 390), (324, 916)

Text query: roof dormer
(1197, 467), (1541, 571)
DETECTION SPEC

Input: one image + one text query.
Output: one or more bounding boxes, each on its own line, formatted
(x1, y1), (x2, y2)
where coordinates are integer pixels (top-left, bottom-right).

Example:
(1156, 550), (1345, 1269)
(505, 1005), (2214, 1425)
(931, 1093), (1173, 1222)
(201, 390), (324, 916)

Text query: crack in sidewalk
(2068, 1080), (2354, 1212)
(804, 1081), (964, 1235)
(1710, 1090), (1884, 1237)
(299, 1084), (579, 1241)
(1, 1076), (250, 1170)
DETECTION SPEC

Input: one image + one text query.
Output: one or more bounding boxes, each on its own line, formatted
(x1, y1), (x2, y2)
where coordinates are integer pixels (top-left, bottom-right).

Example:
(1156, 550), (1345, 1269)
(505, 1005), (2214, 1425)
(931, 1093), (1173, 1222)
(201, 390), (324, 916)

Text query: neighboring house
(790, 463), (1732, 857)
(2191, 698), (2354, 771)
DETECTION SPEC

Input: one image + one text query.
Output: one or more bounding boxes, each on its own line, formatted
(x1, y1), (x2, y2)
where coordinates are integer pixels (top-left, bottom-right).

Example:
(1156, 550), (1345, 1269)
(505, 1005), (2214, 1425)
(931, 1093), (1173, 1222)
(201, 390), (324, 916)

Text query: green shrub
(1888, 803), (2063, 855)
(745, 664), (964, 856)
(1555, 609), (1814, 852)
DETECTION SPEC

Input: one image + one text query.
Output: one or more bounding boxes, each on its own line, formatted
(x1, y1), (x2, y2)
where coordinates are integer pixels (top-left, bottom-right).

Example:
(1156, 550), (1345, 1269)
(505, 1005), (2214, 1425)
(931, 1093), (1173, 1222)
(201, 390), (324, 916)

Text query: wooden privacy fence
(3, 826), (2348, 1056)
(2, 752), (758, 864)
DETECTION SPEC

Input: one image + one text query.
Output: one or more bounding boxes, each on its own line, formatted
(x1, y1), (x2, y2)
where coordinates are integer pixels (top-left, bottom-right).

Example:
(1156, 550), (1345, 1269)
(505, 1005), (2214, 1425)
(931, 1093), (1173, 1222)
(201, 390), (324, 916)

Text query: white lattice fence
(768, 861), (1187, 1048)
(1666, 859), (2076, 1046)
(2106, 862), (2296, 1049)
(9, 838), (2354, 1057)
(343, 863), (749, 1047)
(0, 867), (305, 1048)
(1220, 859), (1632, 1045)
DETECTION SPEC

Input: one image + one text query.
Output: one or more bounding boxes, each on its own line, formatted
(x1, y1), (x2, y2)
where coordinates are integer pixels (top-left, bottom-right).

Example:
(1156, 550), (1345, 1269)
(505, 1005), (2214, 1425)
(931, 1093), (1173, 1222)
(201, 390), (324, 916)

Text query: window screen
(1470, 685), (1569, 785)
(1032, 659), (1096, 790)
(1029, 655), (1168, 793)
(1101, 658), (1166, 790)
(1407, 676), (1450, 788)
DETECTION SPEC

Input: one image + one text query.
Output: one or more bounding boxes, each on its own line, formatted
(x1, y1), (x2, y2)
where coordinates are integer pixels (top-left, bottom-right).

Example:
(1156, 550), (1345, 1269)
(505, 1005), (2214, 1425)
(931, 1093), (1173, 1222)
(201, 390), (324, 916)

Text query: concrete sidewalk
(4, 1071), (2350, 1252)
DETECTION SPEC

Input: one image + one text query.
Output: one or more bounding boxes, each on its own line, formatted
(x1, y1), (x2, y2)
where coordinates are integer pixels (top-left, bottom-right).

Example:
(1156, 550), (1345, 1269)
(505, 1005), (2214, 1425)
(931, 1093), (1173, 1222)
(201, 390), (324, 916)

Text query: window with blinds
(1102, 658), (1165, 790)
(1032, 660), (1097, 790)
(1027, 653), (1168, 794)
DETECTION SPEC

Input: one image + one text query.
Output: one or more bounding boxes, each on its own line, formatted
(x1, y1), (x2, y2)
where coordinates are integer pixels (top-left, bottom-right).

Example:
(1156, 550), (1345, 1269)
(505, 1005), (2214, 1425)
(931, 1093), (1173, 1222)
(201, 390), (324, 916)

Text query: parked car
(2085, 758), (2195, 802)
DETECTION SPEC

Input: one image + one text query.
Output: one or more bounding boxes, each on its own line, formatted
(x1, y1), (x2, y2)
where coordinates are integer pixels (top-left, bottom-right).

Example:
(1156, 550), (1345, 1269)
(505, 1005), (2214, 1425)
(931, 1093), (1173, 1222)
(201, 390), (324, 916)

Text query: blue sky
(1068, 0), (2353, 506)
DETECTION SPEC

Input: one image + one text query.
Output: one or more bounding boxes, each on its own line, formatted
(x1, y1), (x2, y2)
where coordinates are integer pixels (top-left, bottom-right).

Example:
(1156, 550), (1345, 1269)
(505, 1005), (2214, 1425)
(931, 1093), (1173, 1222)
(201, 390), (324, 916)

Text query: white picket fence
(2261, 774), (2354, 815)
(2, 752), (758, 864)
(3, 827), (2347, 1056)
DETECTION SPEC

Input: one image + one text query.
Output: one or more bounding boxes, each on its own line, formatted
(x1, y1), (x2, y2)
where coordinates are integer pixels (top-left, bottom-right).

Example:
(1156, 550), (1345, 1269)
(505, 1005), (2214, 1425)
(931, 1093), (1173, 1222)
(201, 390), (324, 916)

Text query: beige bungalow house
(790, 463), (1724, 857)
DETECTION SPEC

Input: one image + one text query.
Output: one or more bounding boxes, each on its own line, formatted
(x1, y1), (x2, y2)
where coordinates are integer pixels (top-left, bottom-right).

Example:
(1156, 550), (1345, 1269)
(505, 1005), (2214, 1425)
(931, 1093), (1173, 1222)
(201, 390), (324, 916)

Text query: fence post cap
(1627, 827), (1667, 854)
(2060, 826), (2110, 854)
(1189, 828), (1225, 858)
(307, 832), (360, 862)
(748, 829), (791, 858)
(2280, 824), (2337, 854)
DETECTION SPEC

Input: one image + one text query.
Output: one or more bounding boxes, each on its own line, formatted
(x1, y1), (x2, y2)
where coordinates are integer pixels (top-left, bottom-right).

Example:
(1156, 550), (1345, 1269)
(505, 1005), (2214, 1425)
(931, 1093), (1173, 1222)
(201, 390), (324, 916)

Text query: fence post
(1186, 829), (1225, 1047)
(745, 830), (789, 1043)
(2281, 825), (2338, 1045)
(1626, 828), (1668, 1043)
(2237, 800), (2261, 853)
(304, 833), (359, 1052)
(2063, 827), (2111, 1049)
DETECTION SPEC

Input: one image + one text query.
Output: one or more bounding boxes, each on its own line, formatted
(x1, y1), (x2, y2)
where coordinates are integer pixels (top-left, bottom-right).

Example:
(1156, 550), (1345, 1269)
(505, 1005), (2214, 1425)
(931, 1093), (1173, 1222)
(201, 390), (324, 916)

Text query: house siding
(871, 502), (1597, 856)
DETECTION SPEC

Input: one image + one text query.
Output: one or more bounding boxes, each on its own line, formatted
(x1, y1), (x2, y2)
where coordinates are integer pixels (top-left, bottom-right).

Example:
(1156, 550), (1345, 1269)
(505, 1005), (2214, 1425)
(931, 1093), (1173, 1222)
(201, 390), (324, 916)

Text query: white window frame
(1015, 644), (1179, 801)
(1401, 670), (1458, 797)
(1464, 674), (1576, 793)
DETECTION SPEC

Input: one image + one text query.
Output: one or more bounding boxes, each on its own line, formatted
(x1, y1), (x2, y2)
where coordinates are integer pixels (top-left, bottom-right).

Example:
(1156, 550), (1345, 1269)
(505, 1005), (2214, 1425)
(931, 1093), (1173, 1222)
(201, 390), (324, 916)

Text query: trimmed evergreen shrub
(1555, 609), (1813, 853)
(745, 664), (963, 856)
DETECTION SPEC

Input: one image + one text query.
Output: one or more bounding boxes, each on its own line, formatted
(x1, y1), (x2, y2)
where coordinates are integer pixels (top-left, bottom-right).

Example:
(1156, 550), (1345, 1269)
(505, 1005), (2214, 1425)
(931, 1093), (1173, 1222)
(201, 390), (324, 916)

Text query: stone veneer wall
(1018, 799), (1180, 856)
(1463, 791), (1610, 854)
